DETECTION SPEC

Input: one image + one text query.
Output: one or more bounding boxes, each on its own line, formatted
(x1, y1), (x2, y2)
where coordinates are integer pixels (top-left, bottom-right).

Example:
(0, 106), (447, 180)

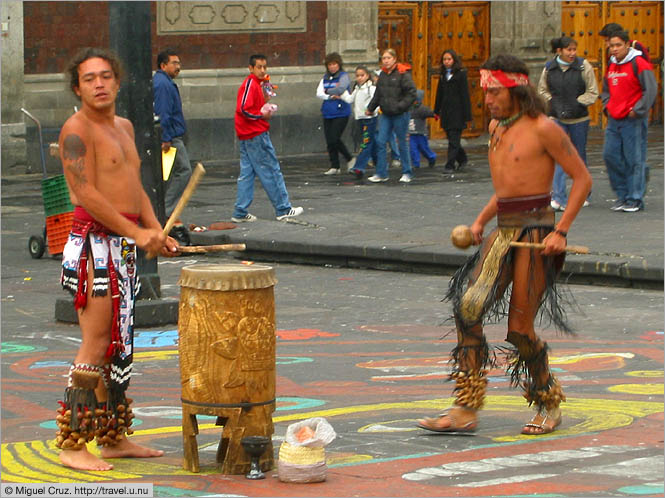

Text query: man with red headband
(418, 55), (591, 436)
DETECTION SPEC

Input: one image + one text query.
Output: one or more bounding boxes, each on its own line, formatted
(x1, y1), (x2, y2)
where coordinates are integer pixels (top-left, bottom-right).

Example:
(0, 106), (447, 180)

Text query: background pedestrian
(341, 65), (378, 179)
(601, 31), (657, 213)
(232, 54), (303, 222)
(434, 49), (472, 173)
(153, 48), (192, 245)
(537, 36), (598, 211)
(366, 48), (417, 183)
(408, 89), (437, 168)
(316, 52), (353, 175)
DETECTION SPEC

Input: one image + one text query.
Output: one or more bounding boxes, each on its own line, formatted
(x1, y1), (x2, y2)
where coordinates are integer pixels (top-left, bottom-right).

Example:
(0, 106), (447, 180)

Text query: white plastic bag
(284, 417), (336, 448)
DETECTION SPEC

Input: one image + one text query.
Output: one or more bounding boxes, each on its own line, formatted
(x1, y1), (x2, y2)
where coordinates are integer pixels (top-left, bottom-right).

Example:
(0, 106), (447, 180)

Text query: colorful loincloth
(61, 206), (139, 408)
(447, 194), (572, 336)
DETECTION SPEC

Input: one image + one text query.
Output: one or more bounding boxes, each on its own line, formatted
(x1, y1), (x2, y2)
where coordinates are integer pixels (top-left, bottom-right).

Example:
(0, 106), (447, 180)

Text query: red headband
(480, 69), (530, 90)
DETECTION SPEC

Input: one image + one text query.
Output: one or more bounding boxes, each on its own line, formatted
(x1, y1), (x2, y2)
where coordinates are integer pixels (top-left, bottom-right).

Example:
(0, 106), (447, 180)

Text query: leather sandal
(417, 408), (477, 434)
(521, 408), (562, 435)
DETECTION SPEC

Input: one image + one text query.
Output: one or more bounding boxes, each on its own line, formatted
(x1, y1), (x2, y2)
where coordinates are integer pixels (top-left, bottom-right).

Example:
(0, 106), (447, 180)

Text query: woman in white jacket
(340, 66), (379, 179)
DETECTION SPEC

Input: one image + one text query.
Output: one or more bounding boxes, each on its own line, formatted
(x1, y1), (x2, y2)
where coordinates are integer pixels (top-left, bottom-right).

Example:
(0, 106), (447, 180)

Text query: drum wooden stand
(178, 264), (277, 474)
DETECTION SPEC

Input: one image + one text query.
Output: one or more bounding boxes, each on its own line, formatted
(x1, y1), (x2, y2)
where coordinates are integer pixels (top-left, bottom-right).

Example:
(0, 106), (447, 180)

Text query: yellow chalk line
(3, 395), (661, 481)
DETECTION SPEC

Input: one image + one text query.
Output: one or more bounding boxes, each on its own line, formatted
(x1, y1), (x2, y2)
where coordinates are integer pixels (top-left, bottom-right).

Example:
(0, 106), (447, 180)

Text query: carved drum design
(177, 263), (277, 474)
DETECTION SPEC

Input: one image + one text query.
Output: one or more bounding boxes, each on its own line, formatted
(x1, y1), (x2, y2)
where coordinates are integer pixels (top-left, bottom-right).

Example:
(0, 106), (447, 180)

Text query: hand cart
(21, 108), (74, 259)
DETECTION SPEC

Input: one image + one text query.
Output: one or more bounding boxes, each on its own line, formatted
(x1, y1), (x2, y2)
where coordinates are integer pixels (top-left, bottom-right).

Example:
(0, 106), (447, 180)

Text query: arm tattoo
(63, 134), (88, 186)
(561, 137), (574, 156)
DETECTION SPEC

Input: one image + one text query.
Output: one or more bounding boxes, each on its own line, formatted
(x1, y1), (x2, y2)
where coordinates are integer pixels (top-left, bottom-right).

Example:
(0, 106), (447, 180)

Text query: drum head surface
(178, 263), (277, 291)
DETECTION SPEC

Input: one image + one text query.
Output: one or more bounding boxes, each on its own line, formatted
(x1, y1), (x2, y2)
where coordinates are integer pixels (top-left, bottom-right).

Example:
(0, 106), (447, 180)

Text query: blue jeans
(409, 134), (436, 167)
(376, 113), (412, 178)
(164, 137), (193, 217)
(551, 120), (590, 206)
(354, 117), (378, 172)
(233, 132), (292, 218)
(389, 132), (400, 162)
(603, 116), (646, 203)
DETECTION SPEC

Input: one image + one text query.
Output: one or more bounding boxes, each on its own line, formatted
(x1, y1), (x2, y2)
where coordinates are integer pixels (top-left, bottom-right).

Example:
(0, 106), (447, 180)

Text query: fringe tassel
(533, 246), (575, 335)
(73, 252), (88, 311)
(446, 225), (576, 336)
(449, 337), (498, 373)
(503, 343), (550, 391)
(446, 244), (513, 330)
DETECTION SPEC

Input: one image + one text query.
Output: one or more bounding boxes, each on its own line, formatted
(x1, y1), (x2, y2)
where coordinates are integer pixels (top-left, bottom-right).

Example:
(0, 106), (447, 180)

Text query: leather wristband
(554, 229), (567, 238)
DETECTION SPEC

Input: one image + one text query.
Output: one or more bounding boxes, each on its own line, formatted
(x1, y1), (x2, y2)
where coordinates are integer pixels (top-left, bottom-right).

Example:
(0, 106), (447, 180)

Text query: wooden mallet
(510, 241), (589, 254)
(178, 244), (246, 254)
(147, 162), (206, 260)
(451, 225), (589, 254)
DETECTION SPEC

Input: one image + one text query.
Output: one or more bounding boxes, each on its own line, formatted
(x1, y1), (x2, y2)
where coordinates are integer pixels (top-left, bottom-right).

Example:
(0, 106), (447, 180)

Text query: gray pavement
(1, 126), (663, 497)
(1, 128), (662, 290)
(1, 258), (663, 496)
(180, 126), (664, 289)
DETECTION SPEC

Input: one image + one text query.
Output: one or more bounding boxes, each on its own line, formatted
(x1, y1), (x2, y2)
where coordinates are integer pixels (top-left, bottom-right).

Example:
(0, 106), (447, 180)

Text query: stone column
(326, 1), (378, 66)
(1, 1), (26, 175)
(490, 1), (561, 83)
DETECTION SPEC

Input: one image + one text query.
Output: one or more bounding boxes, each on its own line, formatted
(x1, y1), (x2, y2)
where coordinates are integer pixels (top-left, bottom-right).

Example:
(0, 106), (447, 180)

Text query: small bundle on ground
(277, 417), (336, 483)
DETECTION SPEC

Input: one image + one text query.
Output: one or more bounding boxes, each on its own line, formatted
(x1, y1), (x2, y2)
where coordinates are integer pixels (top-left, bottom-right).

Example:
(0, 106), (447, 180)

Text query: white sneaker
(346, 157), (357, 172)
(231, 213), (257, 223)
(324, 168), (340, 175)
(550, 199), (564, 212)
(583, 200), (590, 207)
(276, 206), (304, 221)
(399, 174), (412, 183)
(367, 175), (389, 183)
(391, 159), (401, 168)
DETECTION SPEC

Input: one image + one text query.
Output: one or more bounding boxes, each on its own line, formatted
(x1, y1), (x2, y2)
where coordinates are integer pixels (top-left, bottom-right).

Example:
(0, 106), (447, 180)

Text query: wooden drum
(177, 263), (277, 474)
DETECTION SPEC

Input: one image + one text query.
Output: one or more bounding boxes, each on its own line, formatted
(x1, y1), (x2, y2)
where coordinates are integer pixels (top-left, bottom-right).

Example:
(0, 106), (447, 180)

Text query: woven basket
(277, 441), (327, 483)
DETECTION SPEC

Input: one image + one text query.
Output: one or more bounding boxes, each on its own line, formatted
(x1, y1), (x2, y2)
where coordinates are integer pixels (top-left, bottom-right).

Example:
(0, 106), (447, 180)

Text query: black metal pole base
(54, 297), (178, 327)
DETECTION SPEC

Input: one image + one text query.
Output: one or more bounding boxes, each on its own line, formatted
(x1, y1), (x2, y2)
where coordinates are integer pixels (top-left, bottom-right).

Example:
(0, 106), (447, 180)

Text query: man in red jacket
(601, 31), (656, 213)
(599, 23), (651, 64)
(231, 54), (303, 222)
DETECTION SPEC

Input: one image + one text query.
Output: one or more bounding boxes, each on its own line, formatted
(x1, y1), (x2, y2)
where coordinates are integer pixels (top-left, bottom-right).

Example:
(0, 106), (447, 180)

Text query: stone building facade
(2, 1), (661, 175)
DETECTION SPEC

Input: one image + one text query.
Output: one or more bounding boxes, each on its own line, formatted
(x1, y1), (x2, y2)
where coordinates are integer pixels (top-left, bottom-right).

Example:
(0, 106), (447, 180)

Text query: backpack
(631, 40), (651, 63)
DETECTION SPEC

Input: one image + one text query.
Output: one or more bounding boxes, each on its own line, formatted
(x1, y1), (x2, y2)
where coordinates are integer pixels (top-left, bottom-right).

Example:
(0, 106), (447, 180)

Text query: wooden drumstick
(178, 244), (246, 253)
(510, 241), (589, 254)
(147, 162), (206, 260)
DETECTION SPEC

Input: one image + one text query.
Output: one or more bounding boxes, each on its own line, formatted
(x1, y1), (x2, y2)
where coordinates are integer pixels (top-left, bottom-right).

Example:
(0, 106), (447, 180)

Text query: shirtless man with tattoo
(56, 48), (179, 470)
(418, 55), (592, 436)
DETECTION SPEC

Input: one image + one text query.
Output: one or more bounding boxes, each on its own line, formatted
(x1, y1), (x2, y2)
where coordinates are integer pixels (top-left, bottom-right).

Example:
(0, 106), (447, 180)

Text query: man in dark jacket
(153, 48), (191, 244)
(366, 48), (417, 183)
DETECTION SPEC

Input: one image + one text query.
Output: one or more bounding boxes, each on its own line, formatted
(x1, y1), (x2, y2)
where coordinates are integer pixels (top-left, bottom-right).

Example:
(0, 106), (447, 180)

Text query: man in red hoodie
(231, 54), (303, 222)
(601, 31), (656, 213)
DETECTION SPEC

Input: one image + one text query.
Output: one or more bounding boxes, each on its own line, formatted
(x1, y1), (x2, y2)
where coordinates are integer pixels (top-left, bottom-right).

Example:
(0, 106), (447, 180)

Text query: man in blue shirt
(153, 48), (192, 244)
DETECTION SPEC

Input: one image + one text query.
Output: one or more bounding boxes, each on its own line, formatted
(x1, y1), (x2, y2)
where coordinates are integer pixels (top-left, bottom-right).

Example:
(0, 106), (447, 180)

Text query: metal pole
(109, 1), (164, 298)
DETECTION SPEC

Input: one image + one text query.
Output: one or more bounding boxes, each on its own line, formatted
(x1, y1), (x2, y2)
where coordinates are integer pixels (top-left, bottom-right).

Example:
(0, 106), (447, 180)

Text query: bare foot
(417, 406), (477, 433)
(59, 447), (114, 471)
(100, 437), (164, 459)
(521, 408), (562, 435)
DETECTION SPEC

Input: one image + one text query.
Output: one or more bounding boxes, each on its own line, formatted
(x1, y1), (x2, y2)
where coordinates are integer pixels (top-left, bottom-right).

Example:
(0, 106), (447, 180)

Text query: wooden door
(560, 2), (604, 126)
(378, 4), (418, 67)
(562, 1), (663, 124)
(378, 1), (489, 139)
(426, 2), (490, 138)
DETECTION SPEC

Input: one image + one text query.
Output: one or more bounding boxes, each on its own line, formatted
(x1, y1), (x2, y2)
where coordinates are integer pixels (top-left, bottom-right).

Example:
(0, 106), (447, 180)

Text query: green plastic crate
(42, 174), (73, 217)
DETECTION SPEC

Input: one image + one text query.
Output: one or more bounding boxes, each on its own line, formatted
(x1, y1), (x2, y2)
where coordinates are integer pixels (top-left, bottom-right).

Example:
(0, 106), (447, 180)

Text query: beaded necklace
(488, 111), (523, 151)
